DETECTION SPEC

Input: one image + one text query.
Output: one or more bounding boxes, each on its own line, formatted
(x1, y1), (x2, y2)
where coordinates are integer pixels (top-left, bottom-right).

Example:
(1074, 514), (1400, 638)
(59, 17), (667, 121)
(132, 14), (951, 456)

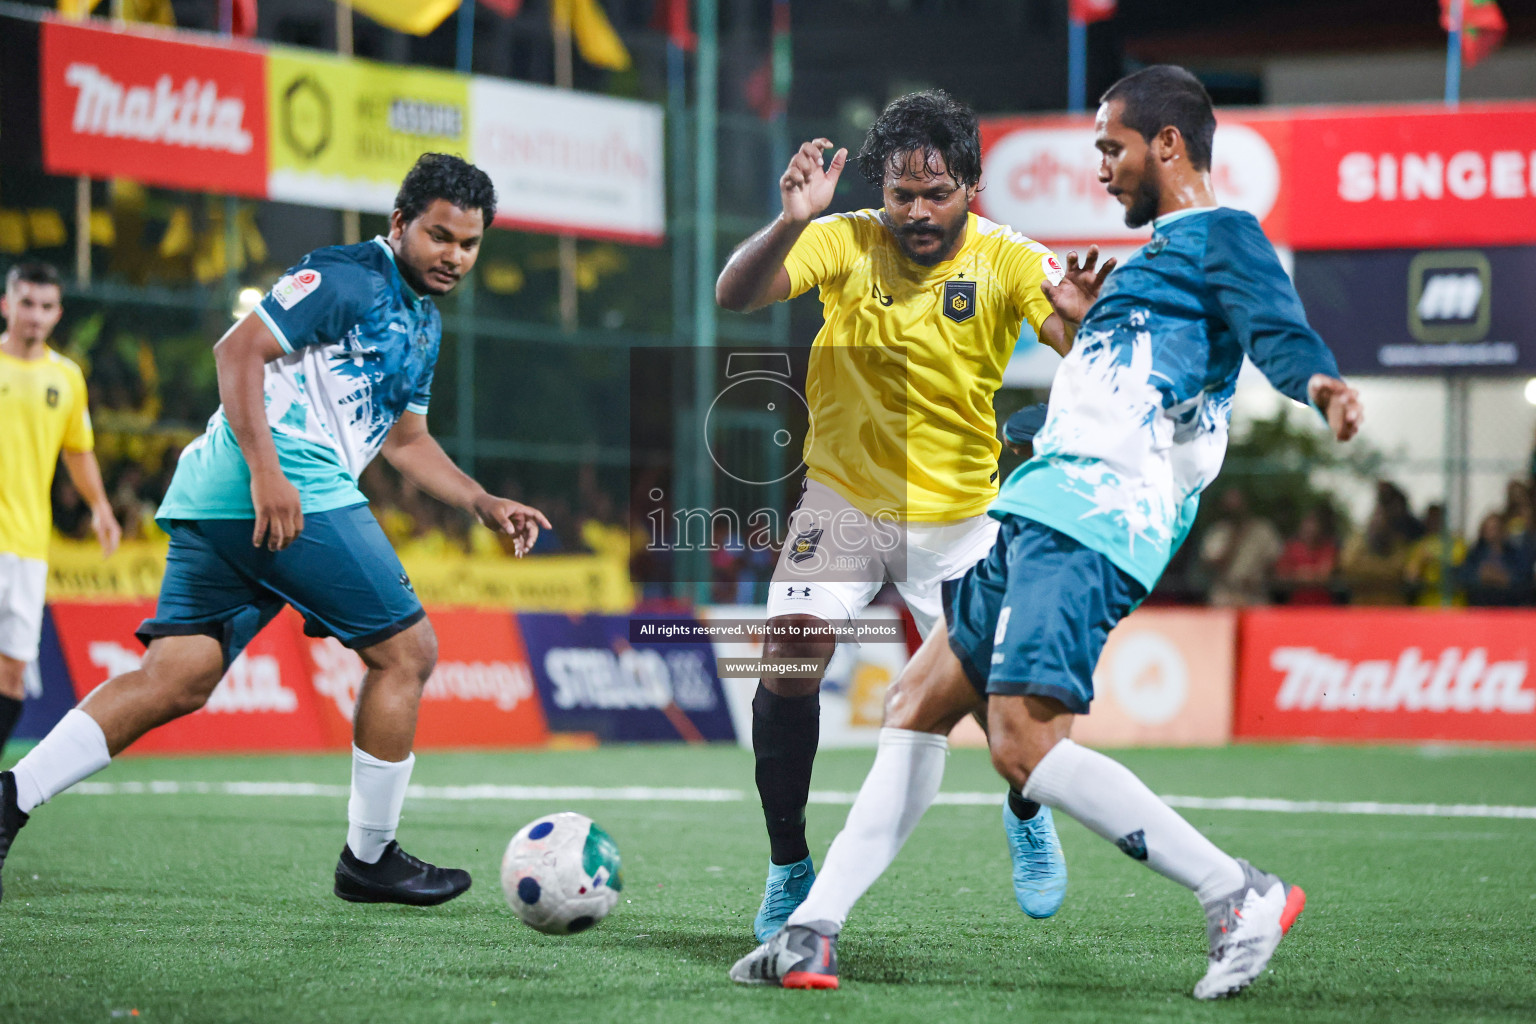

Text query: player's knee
(398, 621), (438, 685)
(0, 658), (26, 700)
(148, 660), (225, 717)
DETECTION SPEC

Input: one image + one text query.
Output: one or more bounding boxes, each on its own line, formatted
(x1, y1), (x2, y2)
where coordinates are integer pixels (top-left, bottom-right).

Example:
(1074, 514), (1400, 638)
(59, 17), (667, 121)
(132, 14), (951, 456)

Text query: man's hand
(90, 503), (122, 559)
(251, 468), (304, 550)
(781, 139), (846, 225)
(471, 494), (552, 558)
(1308, 374), (1364, 442)
(1040, 246), (1117, 327)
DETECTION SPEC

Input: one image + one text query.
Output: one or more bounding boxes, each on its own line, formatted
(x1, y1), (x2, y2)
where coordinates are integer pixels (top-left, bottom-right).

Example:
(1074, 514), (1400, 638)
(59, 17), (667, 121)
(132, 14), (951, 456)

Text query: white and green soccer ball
(501, 812), (623, 934)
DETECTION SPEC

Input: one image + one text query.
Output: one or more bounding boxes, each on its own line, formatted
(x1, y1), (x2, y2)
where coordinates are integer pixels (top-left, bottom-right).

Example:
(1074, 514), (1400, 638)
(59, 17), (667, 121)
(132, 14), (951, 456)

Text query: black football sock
(752, 684), (820, 866)
(0, 696), (22, 756)
(1008, 787), (1041, 822)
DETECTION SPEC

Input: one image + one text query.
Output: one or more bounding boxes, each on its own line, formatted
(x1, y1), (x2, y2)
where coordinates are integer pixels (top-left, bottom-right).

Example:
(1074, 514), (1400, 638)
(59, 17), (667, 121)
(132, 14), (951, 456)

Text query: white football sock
(10, 709), (112, 815)
(1023, 738), (1243, 903)
(346, 745), (415, 864)
(786, 728), (947, 930)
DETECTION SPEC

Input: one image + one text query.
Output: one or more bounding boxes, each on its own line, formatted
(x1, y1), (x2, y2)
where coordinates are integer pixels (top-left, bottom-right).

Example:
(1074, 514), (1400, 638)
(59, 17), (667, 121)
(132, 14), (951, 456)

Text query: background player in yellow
(0, 263), (121, 755)
(716, 90), (1082, 941)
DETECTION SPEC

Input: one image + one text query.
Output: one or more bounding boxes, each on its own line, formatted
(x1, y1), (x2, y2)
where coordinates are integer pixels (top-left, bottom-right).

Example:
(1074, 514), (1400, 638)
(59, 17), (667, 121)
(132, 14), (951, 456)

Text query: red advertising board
(40, 18), (268, 198)
(46, 602), (547, 754)
(49, 602), (335, 754)
(303, 609), (549, 750)
(1286, 104), (1536, 250)
(978, 101), (1536, 252)
(1235, 608), (1536, 743)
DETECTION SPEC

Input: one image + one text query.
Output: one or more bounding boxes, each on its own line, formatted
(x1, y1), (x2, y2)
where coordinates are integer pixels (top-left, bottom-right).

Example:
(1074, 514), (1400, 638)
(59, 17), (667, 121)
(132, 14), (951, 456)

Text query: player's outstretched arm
(380, 412), (552, 557)
(716, 139), (847, 313)
(1307, 375), (1364, 442)
(61, 450), (121, 558)
(214, 314), (304, 552)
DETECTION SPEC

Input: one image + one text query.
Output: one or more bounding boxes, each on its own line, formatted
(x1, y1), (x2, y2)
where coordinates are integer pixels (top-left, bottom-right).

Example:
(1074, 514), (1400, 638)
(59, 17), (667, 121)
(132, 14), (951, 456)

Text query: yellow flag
(57, 0), (174, 24)
(345, 0), (462, 36)
(552, 0), (632, 72)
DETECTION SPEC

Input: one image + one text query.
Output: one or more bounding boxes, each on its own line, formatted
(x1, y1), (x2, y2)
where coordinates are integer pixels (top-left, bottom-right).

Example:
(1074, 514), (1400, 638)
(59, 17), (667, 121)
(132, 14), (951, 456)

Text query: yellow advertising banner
(46, 539), (634, 613)
(266, 48), (470, 214)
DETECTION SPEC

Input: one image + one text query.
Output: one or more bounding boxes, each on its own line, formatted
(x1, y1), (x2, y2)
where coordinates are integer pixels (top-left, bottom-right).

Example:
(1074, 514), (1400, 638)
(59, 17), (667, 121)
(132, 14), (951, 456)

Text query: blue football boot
(753, 856), (816, 942)
(1004, 801), (1067, 918)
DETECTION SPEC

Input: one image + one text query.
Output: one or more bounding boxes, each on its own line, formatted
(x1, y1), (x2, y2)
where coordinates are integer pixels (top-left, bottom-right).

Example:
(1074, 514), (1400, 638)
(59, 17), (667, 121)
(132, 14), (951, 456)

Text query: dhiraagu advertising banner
(266, 47), (469, 213)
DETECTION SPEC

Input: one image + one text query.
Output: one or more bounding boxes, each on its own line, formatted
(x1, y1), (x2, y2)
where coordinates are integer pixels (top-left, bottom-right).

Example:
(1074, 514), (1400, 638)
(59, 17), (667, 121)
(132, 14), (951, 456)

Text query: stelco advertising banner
(977, 102), (1536, 253)
(519, 613), (735, 743)
(36, 16), (665, 244)
(1236, 608), (1536, 743)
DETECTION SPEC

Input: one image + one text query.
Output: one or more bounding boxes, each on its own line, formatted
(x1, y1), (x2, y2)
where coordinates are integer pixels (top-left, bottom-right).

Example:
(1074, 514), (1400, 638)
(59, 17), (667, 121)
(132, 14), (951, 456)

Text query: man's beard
(894, 218), (965, 266)
(1122, 155), (1161, 229)
(397, 238), (456, 296)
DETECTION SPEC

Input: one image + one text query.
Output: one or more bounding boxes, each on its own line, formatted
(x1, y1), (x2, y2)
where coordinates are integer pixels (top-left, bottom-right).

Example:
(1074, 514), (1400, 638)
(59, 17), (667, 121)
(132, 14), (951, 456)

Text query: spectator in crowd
(1198, 489), (1283, 606)
(1340, 505), (1411, 605)
(1376, 480), (1424, 544)
(1273, 505), (1339, 605)
(1404, 503), (1465, 607)
(1459, 511), (1534, 607)
(1502, 479), (1534, 538)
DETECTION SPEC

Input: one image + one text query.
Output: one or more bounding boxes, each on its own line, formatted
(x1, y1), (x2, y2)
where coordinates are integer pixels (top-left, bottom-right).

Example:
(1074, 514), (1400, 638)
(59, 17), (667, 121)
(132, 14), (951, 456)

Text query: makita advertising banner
(41, 19), (269, 198)
(978, 102), (1536, 252)
(1293, 245), (1536, 374)
(33, 16), (664, 243)
(1235, 608), (1536, 743)
(519, 614), (735, 743)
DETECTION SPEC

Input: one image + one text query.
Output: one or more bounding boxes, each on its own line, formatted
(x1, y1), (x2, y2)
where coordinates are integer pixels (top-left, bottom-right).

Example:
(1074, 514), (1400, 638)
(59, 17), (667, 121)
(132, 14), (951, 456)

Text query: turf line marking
(66, 781), (1536, 819)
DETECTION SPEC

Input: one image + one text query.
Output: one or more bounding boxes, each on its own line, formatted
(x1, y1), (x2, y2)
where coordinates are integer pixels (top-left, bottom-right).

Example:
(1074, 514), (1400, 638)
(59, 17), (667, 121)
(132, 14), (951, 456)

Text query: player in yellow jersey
(0, 263), (120, 755)
(716, 91), (1078, 940)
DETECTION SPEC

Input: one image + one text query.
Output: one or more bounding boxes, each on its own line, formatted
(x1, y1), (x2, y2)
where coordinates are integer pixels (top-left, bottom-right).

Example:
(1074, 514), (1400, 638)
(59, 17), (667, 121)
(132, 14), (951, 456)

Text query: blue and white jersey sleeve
(1203, 211), (1341, 406)
(255, 252), (377, 355)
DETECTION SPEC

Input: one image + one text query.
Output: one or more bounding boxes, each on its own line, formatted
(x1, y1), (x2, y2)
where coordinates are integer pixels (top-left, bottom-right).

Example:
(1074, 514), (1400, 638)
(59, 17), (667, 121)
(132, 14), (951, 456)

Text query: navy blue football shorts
(942, 514), (1145, 714)
(138, 502), (425, 669)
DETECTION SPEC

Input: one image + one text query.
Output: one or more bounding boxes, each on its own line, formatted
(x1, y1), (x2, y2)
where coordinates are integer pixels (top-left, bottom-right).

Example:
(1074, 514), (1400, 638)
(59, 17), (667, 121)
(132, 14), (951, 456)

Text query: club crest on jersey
(272, 268), (322, 310)
(942, 279), (976, 323)
(787, 528), (823, 564)
(45, 386), (60, 408)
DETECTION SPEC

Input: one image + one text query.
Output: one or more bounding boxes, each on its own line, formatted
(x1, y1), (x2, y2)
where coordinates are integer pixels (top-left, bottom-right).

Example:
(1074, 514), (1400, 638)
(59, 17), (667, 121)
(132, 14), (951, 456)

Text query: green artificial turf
(2, 743), (1533, 1024)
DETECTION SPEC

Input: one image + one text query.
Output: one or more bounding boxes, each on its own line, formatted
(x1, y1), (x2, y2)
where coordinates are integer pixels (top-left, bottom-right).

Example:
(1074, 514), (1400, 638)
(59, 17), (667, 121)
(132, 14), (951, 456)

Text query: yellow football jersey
(0, 347), (94, 560)
(784, 210), (1062, 521)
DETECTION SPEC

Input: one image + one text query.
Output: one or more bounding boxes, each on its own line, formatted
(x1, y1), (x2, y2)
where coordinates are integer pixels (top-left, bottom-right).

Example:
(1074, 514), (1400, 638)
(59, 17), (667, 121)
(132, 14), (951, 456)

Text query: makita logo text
(87, 641), (295, 714)
(1271, 647), (1535, 714)
(64, 63), (253, 153)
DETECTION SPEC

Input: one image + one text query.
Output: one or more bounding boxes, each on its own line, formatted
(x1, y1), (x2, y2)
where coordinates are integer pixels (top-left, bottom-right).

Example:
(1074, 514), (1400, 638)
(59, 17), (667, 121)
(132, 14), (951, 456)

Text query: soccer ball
(500, 812), (623, 934)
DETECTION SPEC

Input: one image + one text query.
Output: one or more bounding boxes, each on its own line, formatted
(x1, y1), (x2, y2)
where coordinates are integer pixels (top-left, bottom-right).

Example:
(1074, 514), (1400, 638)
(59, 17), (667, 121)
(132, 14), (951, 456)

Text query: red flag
(1069, 0), (1116, 23)
(1440, 0), (1506, 68)
(230, 0), (256, 36)
(650, 0), (695, 52)
(481, 0), (524, 16)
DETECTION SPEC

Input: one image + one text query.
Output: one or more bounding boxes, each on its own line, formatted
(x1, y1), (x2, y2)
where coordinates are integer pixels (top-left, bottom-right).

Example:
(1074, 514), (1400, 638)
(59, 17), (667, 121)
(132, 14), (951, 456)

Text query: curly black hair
(855, 90), (982, 190)
(1100, 66), (1216, 172)
(394, 153), (498, 229)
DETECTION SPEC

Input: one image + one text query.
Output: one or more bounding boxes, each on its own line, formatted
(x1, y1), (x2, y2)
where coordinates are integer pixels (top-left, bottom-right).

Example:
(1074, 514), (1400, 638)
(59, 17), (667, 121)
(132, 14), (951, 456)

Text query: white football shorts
(765, 478), (999, 638)
(0, 553), (48, 663)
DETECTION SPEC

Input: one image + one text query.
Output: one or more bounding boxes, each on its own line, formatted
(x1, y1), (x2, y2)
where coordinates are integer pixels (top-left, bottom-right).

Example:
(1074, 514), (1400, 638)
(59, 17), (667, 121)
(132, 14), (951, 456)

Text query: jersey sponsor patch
(1043, 253), (1066, 286)
(271, 268), (323, 310)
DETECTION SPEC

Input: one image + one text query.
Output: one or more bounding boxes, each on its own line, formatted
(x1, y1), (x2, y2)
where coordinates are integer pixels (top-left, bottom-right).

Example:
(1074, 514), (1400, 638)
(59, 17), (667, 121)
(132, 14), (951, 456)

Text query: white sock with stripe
(1022, 738), (1243, 903)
